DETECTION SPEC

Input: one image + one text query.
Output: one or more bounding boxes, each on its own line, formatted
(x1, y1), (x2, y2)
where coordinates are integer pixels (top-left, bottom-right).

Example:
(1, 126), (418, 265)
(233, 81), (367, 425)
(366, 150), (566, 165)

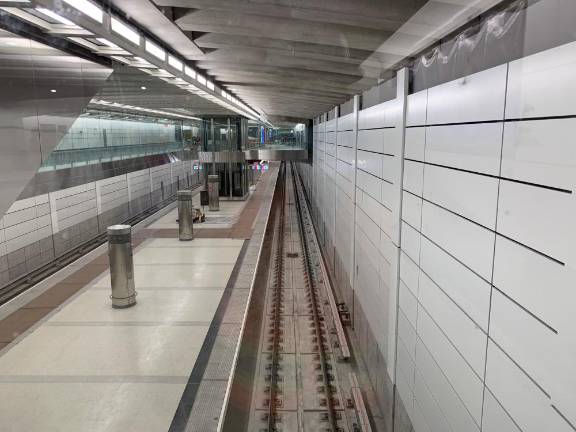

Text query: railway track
(247, 162), (372, 432)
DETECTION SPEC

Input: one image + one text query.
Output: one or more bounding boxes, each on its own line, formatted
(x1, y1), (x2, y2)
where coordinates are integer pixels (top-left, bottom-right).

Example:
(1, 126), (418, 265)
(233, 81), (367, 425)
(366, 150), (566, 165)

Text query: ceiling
(93, 65), (238, 118)
(110, 0), (504, 120)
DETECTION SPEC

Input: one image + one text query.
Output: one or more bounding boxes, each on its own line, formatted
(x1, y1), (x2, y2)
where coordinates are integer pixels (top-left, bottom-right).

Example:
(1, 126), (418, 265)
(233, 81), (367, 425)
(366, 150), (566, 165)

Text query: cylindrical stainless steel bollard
(208, 174), (220, 211)
(107, 225), (137, 308)
(177, 190), (194, 241)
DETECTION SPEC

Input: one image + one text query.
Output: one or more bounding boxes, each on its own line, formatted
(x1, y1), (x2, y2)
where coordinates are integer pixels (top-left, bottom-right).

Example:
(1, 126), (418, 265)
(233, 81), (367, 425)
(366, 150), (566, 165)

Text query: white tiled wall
(298, 38), (576, 432)
(0, 160), (200, 289)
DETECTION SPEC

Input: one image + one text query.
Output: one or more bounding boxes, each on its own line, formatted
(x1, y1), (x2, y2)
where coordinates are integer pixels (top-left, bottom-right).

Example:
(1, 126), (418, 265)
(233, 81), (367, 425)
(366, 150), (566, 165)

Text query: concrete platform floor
(0, 235), (243, 432)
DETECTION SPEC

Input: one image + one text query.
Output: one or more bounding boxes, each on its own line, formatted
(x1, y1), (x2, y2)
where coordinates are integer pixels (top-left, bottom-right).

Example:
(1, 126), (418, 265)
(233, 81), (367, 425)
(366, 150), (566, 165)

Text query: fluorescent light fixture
(96, 37), (119, 49)
(62, 0), (103, 23)
(111, 18), (139, 45)
(184, 66), (196, 79)
(196, 74), (206, 86)
(168, 55), (183, 71)
(36, 7), (76, 26)
(206, 80), (214, 91)
(145, 39), (165, 60)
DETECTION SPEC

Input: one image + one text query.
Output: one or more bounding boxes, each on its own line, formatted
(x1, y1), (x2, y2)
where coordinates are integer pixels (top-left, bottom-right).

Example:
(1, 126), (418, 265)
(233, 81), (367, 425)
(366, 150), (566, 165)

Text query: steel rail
(267, 162), (286, 431)
(291, 163), (351, 360)
(290, 162), (340, 432)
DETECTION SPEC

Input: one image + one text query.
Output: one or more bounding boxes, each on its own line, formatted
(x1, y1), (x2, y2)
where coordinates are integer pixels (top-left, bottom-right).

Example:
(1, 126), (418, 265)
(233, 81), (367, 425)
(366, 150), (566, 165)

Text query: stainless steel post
(177, 189), (194, 241)
(227, 118), (233, 199)
(208, 174), (220, 211)
(107, 225), (137, 308)
(210, 118), (216, 175)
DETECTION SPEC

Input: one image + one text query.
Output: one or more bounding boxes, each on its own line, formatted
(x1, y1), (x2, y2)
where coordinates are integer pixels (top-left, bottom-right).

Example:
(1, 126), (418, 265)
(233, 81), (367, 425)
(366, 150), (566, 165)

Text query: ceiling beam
(153, 0), (425, 31)
(175, 9), (394, 52)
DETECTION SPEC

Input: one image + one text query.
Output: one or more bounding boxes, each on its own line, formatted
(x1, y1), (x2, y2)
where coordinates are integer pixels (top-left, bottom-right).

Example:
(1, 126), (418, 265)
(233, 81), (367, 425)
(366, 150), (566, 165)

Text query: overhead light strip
(91, 99), (202, 121)
(111, 17), (139, 45)
(145, 39), (165, 60)
(3, 1), (260, 119)
(62, 0), (102, 23)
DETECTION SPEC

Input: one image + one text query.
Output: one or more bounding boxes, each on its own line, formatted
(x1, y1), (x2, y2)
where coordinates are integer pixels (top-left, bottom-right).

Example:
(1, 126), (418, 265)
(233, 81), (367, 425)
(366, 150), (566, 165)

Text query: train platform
(0, 164), (279, 432)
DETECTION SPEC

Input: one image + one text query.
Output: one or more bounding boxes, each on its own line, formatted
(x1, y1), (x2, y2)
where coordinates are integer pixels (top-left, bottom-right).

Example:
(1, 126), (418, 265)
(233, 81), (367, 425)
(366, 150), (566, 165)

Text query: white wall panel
(485, 341), (573, 432)
(422, 165), (499, 228)
(425, 123), (502, 175)
(325, 142), (336, 156)
(357, 170), (382, 201)
(337, 130), (355, 147)
(358, 129), (385, 153)
(506, 40), (576, 119)
(492, 235), (570, 335)
(490, 290), (556, 391)
(400, 250), (419, 296)
(403, 160), (424, 196)
(399, 280), (418, 327)
(421, 202), (494, 280)
(338, 113), (354, 131)
(413, 368), (455, 432)
(381, 155), (397, 184)
(326, 131), (336, 144)
(481, 390), (522, 432)
(398, 309), (417, 362)
(402, 191), (422, 229)
(405, 128), (426, 161)
(400, 220), (420, 263)
(418, 271), (487, 378)
(406, 90), (428, 126)
(336, 172), (354, 198)
(497, 180), (573, 264)
(336, 159), (354, 181)
(416, 310), (483, 425)
(420, 237), (490, 331)
(358, 103), (386, 130)
(299, 39), (576, 432)
(357, 150), (384, 178)
(337, 146), (355, 166)
(427, 65), (507, 125)
(502, 119), (576, 191)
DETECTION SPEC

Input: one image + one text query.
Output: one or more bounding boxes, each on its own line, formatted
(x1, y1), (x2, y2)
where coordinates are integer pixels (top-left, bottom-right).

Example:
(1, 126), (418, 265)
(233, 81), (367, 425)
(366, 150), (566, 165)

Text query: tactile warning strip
(203, 324), (241, 380)
(180, 163), (280, 432)
(184, 380), (228, 432)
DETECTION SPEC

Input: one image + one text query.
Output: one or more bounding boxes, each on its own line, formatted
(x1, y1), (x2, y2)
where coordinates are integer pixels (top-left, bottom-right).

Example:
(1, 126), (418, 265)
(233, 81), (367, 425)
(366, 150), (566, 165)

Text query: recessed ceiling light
(50, 89), (57, 93)
(140, 86), (147, 90)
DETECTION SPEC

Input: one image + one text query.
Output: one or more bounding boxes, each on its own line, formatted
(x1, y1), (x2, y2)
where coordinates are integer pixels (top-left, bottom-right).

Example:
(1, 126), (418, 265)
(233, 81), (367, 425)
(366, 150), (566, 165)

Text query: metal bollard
(177, 190), (194, 241)
(107, 225), (137, 308)
(208, 174), (220, 211)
